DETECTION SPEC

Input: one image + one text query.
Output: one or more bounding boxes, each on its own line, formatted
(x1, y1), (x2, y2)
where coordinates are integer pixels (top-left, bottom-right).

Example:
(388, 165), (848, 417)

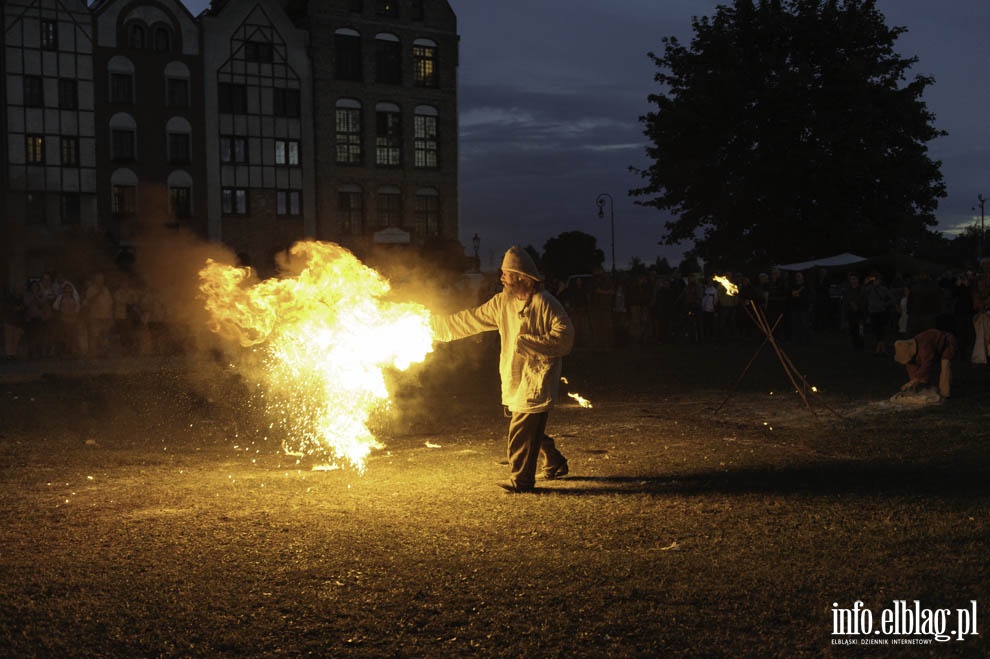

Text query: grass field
(1, 334), (987, 657)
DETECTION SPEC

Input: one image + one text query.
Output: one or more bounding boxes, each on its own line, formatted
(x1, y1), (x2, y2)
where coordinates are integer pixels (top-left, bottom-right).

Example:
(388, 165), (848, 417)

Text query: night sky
(180, 0), (990, 271)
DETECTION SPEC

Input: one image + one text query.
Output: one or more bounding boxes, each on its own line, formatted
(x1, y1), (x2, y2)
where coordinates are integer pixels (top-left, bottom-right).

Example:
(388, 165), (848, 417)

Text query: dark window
(112, 185), (136, 215)
(376, 0), (398, 17)
(274, 139), (300, 166)
(170, 187), (191, 219)
(111, 129), (135, 161)
(58, 78), (78, 109)
(219, 83), (248, 114)
(415, 193), (440, 236)
(335, 34), (362, 81)
(413, 45), (437, 87)
(273, 88), (300, 117)
(245, 41), (274, 63)
(375, 38), (401, 84)
(338, 190), (363, 233)
(128, 24), (145, 49)
(414, 113), (438, 169)
(110, 73), (133, 104)
(335, 106), (362, 164)
(220, 136), (248, 163)
(41, 20), (58, 50)
(26, 135), (45, 163)
(375, 109), (401, 167)
(221, 188), (249, 215)
(411, 0), (425, 21)
(61, 136), (79, 166)
(276, 190), (301, 216)
(169, 133), (191, 164)
(154, 27), (170, 52)
(166, 78), (189, 107)
(61, 193), (81, 225)
(377, 191), (401, 228)
(24, 76), (44, 107)
(26, 192), (46, 224)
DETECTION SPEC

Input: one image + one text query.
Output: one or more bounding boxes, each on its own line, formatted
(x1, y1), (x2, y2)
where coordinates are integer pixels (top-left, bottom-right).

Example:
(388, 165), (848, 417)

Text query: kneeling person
(893, 328), (956, 398)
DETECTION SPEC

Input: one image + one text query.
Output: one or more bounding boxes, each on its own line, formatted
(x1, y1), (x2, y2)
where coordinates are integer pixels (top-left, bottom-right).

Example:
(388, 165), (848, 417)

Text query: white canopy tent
(776, 252), (867, 272)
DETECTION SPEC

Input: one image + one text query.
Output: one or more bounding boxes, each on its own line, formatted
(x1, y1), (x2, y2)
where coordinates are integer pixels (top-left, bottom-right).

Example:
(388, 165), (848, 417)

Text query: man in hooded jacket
(431, 247), (575, 493)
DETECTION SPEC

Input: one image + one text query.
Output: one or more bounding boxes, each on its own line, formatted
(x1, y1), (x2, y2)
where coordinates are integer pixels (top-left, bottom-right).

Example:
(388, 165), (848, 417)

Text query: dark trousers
(506, 411), (566, 490)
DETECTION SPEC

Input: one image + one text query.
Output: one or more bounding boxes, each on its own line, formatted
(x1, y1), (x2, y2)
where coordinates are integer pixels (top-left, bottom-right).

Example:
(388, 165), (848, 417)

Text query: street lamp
(595, 193), (615, 276)
(472, 233), (481, 271)
(978, 194), (986, 260)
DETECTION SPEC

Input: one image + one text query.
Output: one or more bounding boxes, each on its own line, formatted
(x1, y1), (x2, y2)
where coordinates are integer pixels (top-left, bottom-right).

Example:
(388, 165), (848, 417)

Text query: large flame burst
(198, 241), (434, 471)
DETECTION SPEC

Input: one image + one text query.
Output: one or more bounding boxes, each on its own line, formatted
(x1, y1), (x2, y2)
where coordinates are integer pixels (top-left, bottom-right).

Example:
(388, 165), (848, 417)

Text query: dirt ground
(1, 332), (988, 657)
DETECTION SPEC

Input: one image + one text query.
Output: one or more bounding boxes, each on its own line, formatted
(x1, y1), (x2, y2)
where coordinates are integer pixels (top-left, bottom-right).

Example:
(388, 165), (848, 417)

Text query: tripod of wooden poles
(714, 299), (843, 419)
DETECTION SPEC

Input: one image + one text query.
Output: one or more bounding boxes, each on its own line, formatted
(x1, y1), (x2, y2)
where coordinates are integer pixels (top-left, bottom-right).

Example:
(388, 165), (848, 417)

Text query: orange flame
(199, 241), (433, 471)
(713, 275), (738, 296)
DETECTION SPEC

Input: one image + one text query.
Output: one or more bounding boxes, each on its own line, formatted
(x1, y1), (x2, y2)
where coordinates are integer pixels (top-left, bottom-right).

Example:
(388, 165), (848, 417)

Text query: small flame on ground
(568, 392), (593, 408)
(713, 275), (738, 296)
(199, 240), (434, 472)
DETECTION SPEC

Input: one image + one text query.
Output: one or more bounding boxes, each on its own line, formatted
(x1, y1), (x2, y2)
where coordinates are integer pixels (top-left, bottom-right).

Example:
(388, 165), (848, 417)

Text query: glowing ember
(198, 240), (434, 471)
(713, 275), (738, 297)
(567, 392), (593, 408)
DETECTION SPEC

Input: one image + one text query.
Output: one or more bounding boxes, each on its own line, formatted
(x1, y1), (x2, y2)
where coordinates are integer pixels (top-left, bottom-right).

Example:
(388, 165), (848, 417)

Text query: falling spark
(199, 240), (434, 472)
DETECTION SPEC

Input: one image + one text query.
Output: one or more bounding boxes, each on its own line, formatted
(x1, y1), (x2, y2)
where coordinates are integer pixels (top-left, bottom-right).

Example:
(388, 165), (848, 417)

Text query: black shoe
(542, 460), (569, 480)
(497, 480), (534, 493)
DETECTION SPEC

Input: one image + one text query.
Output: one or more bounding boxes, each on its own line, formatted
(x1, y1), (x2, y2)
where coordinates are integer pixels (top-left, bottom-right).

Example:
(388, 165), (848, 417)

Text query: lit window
(274, 140), (300, 166)
(222, 188), (248, 215)
(414, 109), (438, 169)
(376, 0), (398, 17)
(220, 136), (248, 163)
(413, 42), (437, 88)
(26, 135), (45, 163)
(41, 20), (58, 50)
(375, 105), (401, 167)
(335, 101), (362, 164)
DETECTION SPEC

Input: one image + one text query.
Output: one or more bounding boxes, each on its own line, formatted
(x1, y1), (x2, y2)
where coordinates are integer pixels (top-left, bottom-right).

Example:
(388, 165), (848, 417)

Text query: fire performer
(431, 247), (574, 493)
(893, 328), (956, 399)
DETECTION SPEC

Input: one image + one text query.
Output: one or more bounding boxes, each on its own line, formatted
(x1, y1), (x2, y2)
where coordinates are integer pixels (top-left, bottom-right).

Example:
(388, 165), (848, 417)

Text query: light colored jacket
(433, 289), (574, 413)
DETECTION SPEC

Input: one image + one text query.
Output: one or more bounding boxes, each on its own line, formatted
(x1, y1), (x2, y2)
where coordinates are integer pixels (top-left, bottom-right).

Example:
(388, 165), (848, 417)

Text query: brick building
(1, 0), (459, 292)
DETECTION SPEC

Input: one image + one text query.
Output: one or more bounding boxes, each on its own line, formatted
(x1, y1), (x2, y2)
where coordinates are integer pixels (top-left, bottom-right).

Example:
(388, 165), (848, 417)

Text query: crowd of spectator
(2, 269), (179, 361)
(546, 262), (987, 358)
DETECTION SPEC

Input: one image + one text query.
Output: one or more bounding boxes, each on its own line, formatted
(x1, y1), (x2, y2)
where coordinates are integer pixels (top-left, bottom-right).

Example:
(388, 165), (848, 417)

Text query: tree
(540, 231), (605, 281)
(632, 0), (946, 271)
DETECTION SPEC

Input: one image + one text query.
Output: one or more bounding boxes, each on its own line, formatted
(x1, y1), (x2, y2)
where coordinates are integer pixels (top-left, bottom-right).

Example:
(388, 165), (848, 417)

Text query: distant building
(1, 0), (459, 290)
